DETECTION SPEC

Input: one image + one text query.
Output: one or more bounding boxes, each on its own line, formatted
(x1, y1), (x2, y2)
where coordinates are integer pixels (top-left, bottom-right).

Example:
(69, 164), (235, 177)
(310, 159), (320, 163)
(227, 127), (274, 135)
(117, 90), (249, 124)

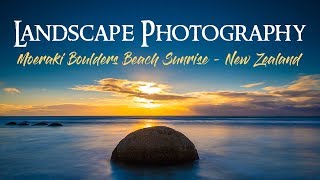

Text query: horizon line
(1, 115), (319, 118)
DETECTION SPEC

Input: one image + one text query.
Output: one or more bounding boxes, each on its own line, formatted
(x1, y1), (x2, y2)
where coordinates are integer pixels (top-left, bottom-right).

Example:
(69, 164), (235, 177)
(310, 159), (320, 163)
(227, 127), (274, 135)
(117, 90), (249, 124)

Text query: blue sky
(0, 0), (319, 115)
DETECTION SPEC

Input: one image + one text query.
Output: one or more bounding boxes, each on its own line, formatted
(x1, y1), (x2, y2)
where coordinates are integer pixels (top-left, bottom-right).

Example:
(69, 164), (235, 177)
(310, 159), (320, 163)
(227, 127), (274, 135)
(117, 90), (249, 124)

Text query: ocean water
(0, 117), (320, 179)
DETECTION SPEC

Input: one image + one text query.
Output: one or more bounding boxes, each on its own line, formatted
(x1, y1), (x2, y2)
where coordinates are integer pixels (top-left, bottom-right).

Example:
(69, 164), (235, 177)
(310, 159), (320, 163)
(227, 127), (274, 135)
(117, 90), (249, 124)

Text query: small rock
(18, 122), (29, 126)
(5, 122), (17, 125)
(111, 126), (199, 165)
(48, 123), (63, 127)
(33, 122), (48, 126)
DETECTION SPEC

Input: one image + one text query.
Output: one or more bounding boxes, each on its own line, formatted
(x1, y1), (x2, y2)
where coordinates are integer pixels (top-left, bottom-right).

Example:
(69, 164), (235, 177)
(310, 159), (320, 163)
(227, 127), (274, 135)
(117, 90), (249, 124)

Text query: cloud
(68, 75), (320, 116)
(2, 75), (319, 116)
(190, 103), (320, 116)
(0, 104), (34, 115)
(71, 78), (192, 101)
(3, 88), (21, 94)
(263, 74), (320, 91)
(241, 82), (264, 88)
(0, 103), (101, 115)
(189, 74), (320, 116)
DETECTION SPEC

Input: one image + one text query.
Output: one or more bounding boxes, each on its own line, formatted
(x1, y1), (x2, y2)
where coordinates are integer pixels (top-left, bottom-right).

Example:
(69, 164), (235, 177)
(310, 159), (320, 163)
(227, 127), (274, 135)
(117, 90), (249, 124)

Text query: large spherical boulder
(111, 126), (199, 165)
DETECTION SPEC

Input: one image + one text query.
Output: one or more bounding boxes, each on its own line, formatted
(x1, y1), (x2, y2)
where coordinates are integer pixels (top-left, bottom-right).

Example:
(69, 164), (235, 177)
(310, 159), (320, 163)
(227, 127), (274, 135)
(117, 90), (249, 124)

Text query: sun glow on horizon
(134, 97), (161, 108)
(131, 119), (165, 131)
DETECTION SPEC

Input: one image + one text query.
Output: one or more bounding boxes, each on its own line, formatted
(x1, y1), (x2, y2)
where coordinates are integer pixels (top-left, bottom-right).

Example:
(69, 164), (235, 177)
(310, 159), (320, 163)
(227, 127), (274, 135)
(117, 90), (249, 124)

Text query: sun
(133, 83), (163, 108)
(138, 83), (161, 94)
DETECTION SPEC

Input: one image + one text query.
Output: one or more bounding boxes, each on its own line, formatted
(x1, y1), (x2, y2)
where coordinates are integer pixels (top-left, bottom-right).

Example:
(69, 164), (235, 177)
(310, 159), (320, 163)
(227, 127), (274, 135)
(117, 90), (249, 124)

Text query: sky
(0, 0), (319, 116)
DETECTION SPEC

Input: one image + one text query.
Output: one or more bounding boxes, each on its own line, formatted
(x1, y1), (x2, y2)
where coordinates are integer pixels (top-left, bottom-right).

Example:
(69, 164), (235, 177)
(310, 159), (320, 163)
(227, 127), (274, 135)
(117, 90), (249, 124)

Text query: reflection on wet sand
(129, 119), (167, 131)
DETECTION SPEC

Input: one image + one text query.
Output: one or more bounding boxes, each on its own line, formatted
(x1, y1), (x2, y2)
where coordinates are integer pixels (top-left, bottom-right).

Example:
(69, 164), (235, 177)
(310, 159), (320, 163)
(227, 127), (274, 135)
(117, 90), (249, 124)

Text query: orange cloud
(264, 74), (320, 91)
(3, 87), (21, 94)
(241, 82), (264, 88)
(71, 78), (192, 101)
